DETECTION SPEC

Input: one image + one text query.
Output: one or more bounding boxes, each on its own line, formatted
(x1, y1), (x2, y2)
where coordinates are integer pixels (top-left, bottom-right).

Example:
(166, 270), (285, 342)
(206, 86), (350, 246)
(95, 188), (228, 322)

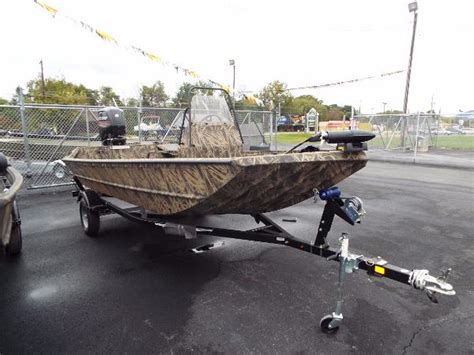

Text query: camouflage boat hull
(64, 145), (367, 216)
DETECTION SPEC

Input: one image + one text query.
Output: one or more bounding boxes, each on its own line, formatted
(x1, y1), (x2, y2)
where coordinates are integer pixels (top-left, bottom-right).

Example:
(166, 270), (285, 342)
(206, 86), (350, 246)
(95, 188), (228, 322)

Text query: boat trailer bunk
(72, 177), (455, 333)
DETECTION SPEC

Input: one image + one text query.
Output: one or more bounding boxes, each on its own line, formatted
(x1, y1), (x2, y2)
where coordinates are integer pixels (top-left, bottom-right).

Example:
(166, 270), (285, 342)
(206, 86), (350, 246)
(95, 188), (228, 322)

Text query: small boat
(0, 152), (23, 255)
(63, 89), (374, 216)
(65, 90), (456, 333)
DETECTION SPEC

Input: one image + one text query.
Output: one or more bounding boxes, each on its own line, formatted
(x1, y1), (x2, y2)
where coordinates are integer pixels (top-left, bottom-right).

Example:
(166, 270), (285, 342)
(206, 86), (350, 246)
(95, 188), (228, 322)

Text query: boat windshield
(190, 94), (234, 126)
(178, 93), (244, 148)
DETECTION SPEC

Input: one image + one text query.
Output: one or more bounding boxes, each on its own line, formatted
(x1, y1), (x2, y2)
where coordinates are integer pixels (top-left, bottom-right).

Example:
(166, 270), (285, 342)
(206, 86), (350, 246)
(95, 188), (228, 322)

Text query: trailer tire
(5, 224), (22, 256)
(80, 199), (100, 237)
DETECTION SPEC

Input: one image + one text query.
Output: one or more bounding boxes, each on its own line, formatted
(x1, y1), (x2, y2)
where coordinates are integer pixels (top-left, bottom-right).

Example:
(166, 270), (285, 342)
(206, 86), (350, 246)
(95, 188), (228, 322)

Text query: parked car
(430, 128), (451, 135)
(446, 126), (464, 135)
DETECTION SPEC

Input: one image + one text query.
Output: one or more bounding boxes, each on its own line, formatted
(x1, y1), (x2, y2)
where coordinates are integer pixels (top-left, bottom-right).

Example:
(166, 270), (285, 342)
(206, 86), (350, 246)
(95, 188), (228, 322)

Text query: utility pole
(39, 60), (46, 100)
(382, 102), (387, 113)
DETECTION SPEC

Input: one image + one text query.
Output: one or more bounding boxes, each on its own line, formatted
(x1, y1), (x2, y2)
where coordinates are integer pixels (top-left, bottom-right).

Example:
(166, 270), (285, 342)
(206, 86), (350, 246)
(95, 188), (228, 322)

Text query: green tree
(25, 77), (97, 105)
(140, 81), (168, 107)
(82, 87), (99, 106)
(97, 86), (123, 106)
(327, 104), (345, 120)
(383, 109), (404, 114)
(0, 97), (8, 105)
(125, 97), (139, 107)
(172, 81), (216, 107)
(283, 95), (326, 116)
(342, 105), (353, 118)
(257, 81), (292, 111)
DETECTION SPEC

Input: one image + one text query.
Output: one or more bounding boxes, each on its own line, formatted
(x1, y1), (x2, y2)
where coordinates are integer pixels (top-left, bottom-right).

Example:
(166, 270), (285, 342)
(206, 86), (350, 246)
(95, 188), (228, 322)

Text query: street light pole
(229, 59), (236, 107)
(382, 102), (387, 113)
(401, 1), (418, 147)
(403, 2), (418, 114)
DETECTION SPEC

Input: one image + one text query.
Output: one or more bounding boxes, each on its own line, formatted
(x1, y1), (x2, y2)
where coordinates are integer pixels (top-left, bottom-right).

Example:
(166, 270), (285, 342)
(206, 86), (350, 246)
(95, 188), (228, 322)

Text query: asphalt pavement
(1, 161), (473, 354)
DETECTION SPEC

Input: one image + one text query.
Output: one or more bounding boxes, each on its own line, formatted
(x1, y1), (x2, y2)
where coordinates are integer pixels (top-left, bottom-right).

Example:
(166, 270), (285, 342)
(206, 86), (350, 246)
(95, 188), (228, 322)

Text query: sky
(1, 0), (473, 114)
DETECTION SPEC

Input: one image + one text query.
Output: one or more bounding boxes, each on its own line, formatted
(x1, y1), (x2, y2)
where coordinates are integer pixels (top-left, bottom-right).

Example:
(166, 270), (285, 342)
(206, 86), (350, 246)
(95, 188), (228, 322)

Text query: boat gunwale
(62, 151), (366, 165)
(63, 157), (234, 164)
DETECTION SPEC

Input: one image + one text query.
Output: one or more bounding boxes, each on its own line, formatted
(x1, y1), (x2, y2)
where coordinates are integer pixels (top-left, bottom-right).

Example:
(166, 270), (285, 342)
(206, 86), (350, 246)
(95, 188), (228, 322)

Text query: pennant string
(32, 0), (232, 94)
(287, 70), (404, 91)
(33, 1), (398, 104)
(35, 1), (57, 16)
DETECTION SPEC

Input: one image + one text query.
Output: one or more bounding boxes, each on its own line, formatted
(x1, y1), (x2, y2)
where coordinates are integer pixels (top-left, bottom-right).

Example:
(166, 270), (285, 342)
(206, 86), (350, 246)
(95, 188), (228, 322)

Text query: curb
(367, 154), (474, 171)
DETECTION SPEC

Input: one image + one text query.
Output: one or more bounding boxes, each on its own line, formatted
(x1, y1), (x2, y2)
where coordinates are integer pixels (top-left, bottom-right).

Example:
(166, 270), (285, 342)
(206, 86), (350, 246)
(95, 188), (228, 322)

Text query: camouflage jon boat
(63, 91), (371, 216)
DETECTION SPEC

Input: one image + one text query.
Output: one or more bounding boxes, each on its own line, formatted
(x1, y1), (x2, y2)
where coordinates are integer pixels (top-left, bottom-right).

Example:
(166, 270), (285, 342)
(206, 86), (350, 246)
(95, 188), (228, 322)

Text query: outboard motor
(0, 152), (8, 174)
(96, 107), (126, 146)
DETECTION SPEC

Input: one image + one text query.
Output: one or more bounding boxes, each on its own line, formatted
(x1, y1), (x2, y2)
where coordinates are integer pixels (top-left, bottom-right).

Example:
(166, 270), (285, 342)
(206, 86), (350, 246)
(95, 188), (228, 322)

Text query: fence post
(270, 111), (276, 151)
(19, 88), (32, 178)
(138, 100), (142, 143)
(85, 108), (90, 146)
(413, 112), (421, 163)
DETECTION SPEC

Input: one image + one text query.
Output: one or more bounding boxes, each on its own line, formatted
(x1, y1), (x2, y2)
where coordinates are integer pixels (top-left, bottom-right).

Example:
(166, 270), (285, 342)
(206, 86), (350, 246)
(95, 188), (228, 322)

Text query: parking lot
(1, 161), (473, 353)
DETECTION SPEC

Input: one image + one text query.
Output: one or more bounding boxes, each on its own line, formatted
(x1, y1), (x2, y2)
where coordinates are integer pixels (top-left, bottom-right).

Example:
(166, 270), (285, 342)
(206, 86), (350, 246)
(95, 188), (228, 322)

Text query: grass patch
(434, 135), (474, 150)
(272, 132), (474, 150)
(275, 132), (312, 145)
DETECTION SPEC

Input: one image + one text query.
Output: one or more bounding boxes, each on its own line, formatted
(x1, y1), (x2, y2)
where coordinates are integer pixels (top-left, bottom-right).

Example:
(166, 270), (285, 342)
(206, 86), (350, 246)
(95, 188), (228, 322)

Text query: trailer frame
(72, 176), (455, 333)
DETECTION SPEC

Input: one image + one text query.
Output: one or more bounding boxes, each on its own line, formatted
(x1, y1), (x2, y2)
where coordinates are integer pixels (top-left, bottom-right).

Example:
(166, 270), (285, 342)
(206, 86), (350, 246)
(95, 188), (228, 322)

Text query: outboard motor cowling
(0, 152), (8, 174)
(96, 107), (126, 145)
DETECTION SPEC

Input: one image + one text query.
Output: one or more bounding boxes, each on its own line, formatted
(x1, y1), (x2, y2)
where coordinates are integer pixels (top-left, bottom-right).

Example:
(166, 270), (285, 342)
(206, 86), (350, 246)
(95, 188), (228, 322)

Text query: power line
(287, 70), (404, 91)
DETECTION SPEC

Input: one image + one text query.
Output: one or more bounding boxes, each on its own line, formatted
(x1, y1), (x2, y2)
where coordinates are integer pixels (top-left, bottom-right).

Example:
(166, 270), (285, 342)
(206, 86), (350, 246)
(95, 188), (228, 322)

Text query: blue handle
(319, 187), (341, 200)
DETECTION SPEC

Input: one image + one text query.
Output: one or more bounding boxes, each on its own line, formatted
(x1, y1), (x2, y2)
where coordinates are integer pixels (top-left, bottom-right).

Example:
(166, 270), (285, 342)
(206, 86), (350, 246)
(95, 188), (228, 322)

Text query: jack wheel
(320, 314), (340, 334)
(5, 224), (22, 256)
(80, 199), (100, 237)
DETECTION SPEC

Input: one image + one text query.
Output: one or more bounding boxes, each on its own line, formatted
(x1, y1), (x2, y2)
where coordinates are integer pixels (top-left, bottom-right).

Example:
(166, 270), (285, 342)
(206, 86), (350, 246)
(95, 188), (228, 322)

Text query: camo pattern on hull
(64, 145), (367, 216)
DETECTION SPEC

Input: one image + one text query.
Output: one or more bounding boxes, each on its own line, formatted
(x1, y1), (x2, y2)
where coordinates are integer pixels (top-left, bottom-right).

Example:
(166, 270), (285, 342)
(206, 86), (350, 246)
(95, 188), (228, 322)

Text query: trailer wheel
(80, 199), (100, 237)
(320, 314), (339, 334)
(5, 224), (22, 256)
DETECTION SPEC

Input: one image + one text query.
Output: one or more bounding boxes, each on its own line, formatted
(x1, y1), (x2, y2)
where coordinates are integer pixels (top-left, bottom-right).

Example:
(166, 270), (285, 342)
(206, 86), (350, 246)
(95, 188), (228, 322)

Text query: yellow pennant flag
(95, 30), (116, 43)
(244, 95), (256, 105)
(220, 84), (231, 93)
(35, 1), (58, 16)
(146, 52), (162, 62)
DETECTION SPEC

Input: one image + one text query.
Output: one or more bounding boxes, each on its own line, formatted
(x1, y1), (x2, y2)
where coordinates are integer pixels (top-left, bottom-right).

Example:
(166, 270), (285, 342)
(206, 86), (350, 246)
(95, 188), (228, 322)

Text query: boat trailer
(72, 177), (455, 333)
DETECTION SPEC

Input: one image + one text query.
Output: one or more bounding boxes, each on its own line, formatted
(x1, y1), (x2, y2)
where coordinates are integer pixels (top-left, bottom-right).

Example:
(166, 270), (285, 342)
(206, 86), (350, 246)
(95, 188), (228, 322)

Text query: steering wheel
(202, 114), (225, 123)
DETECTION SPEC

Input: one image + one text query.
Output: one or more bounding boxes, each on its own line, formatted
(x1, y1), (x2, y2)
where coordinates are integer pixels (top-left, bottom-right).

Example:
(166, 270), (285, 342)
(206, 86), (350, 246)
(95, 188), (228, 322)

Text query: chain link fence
(354, 113), (440, 151)
(235, 110), (273, 150)
(0, 103), (273, 189)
